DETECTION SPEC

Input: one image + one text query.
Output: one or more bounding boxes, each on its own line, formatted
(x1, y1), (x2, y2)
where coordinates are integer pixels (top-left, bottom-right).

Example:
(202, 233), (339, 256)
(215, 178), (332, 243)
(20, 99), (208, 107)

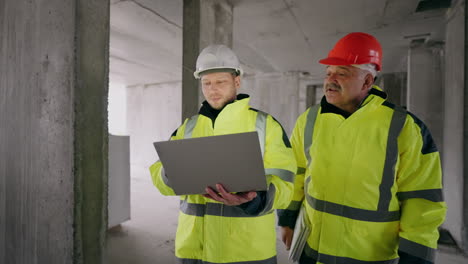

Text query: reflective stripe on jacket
(150, 96), (296, 264)
(280, 86), (446, 263)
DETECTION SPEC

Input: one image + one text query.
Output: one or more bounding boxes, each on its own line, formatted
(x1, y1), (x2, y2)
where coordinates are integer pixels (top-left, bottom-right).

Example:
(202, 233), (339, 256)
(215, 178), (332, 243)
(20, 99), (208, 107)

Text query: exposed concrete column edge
(463, 0), (468, 254)
(73, 0), (110, 263)
(182, 0), (201, 121)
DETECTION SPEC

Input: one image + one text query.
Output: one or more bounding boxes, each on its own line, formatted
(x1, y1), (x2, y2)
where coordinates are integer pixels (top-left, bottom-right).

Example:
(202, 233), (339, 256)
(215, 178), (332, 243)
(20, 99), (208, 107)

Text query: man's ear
(234, 75), (241, 89)
(362, 73), (374, 91)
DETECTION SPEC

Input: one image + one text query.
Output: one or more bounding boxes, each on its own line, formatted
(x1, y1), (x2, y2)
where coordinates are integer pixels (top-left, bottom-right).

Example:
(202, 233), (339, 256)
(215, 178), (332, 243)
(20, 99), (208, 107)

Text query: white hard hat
(193, 44), (243, 79)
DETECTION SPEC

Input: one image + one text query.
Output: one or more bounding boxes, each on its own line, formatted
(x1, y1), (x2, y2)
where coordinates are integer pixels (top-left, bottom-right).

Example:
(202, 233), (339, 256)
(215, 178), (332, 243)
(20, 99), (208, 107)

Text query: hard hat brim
(194, 67), (243, 79)
(319, 57), (381, 71)
(319, 57), (353, 66)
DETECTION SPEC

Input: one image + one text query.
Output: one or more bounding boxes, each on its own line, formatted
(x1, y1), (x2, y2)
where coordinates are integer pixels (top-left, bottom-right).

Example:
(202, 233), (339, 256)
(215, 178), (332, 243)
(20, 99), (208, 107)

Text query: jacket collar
(320, 85), (387, 118)
(199, 93), (250, 122)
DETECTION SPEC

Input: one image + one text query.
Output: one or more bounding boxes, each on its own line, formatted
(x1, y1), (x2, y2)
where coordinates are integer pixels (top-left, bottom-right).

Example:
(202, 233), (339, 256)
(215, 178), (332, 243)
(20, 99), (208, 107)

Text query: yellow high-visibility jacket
(150, 94), (296, 264)
(278, 87), (447, 264)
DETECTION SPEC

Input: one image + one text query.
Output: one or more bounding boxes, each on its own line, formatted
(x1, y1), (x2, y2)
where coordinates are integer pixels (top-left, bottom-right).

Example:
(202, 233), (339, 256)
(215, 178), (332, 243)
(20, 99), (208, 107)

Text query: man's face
(201, 72), (240, 110)
(323, 65), (370, 112)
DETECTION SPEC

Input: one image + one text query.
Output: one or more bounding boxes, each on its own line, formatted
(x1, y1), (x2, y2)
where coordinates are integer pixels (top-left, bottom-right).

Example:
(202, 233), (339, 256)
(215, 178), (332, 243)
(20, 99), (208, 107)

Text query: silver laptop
(153, 132), (267, 195)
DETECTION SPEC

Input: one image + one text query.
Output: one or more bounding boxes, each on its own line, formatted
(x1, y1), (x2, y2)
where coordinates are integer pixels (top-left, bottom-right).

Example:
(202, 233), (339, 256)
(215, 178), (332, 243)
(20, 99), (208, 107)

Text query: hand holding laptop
(203, 183), (257, 206)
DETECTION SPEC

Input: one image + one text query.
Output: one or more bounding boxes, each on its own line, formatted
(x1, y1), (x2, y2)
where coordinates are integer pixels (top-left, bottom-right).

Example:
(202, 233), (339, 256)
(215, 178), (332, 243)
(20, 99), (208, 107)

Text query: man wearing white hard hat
(278, 32), (446, 264)
(150, 44), (296, 264)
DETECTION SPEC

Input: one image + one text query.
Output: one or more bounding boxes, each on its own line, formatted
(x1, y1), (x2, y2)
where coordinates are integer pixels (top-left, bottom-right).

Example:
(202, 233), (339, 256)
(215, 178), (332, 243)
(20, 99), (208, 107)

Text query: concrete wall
(109, 82), (128, 135)
(127, 82), (182, 169)
(443, 0), (466, 250)
(0, 0), (109, 263)
(407, 40), (445, 151)
(240, 72), (307, 135)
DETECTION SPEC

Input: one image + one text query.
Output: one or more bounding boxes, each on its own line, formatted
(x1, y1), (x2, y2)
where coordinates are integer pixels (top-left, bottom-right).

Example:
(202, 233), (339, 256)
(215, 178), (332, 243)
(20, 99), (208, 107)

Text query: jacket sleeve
(277, 109), (309, 228)
(258, 114), (296, 215)
(149, 119), (188, 196)
(396, 113), (447, 263)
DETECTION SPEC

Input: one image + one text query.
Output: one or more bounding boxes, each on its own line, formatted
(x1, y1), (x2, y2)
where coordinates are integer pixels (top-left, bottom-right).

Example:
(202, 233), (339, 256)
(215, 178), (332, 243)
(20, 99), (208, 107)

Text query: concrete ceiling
(110, 0), (448, 86)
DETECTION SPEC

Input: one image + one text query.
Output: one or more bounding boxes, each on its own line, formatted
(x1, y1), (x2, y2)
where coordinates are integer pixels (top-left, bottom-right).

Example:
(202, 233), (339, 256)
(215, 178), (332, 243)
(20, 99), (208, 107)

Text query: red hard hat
(319, 32), (382, 71)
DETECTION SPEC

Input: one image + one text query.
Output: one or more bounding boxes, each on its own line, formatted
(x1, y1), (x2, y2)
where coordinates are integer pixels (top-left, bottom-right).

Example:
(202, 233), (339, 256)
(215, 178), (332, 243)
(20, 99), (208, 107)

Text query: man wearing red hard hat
(278, 32), (446, 264)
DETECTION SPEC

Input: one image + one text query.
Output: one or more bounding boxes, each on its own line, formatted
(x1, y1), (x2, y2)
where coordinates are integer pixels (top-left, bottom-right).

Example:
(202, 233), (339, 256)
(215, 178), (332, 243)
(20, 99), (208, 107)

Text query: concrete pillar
(306, 85), (318, 108)
(182, 0), (233, 120)
(0, 0), (109, 263)
(442, 0), (465, 251)
(305, 84), (324, 108)
(377, 73), (407, 107)
(407, 40), (444, 151)
(463, 0), (468, 254)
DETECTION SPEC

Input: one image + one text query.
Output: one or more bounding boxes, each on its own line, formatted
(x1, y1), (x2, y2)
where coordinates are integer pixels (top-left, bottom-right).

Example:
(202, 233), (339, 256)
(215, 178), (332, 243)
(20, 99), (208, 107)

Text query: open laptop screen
(153, 132), (267, 195)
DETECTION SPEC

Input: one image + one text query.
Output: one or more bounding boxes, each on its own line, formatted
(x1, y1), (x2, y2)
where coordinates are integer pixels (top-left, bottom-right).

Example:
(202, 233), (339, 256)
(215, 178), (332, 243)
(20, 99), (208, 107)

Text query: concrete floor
(106, 166), (468, 264)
